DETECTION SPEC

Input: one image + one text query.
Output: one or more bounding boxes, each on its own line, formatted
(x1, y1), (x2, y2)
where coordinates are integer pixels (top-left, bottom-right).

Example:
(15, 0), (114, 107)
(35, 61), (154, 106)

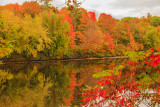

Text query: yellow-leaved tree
(42, 11), (70, 59)
(0, 10), (17, 58)
(0, 9), (51, 57)
(20, 14), (51, 57)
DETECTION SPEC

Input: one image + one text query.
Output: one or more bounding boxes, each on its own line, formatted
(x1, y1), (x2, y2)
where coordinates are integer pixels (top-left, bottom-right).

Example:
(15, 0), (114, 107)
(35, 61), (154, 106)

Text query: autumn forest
(0, 0), (160, 61)
(0, 0), (160, 106)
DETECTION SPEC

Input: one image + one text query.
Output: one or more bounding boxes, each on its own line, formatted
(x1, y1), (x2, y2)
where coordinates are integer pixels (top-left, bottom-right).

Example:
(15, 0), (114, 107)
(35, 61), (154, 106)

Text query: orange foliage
(19, 1), (41, 16)
(129, 18), (140, 25)
(60, 8), (76, 48)
(127, 32), (138, 51)
(112, 22), (130, 43)
(5, 3), (20, 15)
(76, 11), (105, 53)
(63, 73), (77, 106)
(5, 3), (20, 11)
(0, 6), (4, 10)
(156, 25), (160, 30)
(98, 13), (115, 33)
(104, 33), (115, 52)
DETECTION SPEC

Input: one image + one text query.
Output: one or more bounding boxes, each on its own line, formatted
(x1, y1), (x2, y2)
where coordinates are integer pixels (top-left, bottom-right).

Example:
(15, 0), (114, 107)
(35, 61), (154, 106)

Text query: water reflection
(0, 66), (52, 107)
(0, 59), (159, 106)
(80, 59), (160, 107)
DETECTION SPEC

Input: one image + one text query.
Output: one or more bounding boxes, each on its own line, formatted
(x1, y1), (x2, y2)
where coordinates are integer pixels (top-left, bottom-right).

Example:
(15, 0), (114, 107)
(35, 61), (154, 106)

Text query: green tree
(150, 16), (160, 27)
(143, 26), (160, 50)
(121, 17), (137, 23)
(42, 11), (70, 59)
(112, 21), (130, 46)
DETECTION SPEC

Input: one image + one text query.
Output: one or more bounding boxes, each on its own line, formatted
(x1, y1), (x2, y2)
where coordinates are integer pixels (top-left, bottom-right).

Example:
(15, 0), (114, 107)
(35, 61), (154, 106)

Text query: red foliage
(105, 33), (115, 52)
(87, 12), (96, 21)
(1, 40), (5, 44)
(5, 3), (20, 12)
(80, 49), (160, 106)
(145, 53), (160, 68)
(80, 12), (96, 22)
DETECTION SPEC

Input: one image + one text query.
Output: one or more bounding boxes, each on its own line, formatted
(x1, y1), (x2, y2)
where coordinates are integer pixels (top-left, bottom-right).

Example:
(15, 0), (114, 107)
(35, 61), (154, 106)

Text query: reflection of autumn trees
(63, 70), (77, 106)
(0, 64), (73, 107)
(0, 57), (159, 106)
(0, 59), (127, 106)
(0, 66), (52, 107)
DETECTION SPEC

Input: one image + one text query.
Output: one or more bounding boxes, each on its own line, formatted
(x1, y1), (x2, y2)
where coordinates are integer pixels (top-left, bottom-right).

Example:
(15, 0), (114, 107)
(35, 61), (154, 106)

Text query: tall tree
(60, 8), (76, 48)
(76, 12), (105, 53)
(20, 14), (51, 57)
(98, 13), (115, 34)
(65, 0), (83, 30)
(42, 11), (70, 58)
(112, 21), (130, 46)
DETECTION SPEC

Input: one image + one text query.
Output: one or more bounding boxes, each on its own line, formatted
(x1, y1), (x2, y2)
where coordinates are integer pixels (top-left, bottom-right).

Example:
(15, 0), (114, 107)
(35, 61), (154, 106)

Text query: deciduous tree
(42, 11), (70, 58)
(98, 13), (115, 34)
(19, 1), (41, 17)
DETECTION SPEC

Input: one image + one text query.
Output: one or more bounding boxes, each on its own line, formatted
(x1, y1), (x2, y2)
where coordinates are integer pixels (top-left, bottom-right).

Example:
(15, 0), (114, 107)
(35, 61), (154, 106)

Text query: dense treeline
(0, 1), (160, 60)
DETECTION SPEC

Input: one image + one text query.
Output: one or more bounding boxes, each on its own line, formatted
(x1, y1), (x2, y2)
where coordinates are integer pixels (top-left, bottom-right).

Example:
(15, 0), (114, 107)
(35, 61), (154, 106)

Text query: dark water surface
(0, 59), (159, 107)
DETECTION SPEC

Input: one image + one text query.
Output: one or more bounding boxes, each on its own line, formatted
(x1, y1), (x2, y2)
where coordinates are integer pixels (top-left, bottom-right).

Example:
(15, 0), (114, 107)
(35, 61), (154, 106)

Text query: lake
(0, 59), (159, 107)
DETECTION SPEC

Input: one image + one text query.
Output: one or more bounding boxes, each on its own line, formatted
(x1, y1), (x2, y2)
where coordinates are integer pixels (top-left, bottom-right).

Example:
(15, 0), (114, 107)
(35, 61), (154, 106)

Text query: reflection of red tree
(63, 72), (77, 106)
(77, 64), (107, 87)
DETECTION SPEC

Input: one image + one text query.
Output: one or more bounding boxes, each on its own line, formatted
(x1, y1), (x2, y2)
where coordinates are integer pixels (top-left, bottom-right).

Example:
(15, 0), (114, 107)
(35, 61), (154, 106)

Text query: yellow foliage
(0, 9), (51, 57)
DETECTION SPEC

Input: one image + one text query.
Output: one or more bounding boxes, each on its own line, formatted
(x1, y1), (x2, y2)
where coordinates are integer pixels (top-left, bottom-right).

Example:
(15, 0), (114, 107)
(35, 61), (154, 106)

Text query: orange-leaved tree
(98, 13), (115, 34)
(19, 1), (41, 17)
(76, 11), (105, 53)
(60, 8), (76, 48)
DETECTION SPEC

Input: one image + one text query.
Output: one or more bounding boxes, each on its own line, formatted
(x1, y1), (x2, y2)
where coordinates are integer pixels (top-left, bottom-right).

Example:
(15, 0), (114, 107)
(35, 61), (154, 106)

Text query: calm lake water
(0, 59), (159, 107)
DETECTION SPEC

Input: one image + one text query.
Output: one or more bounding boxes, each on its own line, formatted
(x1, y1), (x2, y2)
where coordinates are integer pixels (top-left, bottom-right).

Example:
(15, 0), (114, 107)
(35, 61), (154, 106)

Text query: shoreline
(1, 56), (129, 64)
